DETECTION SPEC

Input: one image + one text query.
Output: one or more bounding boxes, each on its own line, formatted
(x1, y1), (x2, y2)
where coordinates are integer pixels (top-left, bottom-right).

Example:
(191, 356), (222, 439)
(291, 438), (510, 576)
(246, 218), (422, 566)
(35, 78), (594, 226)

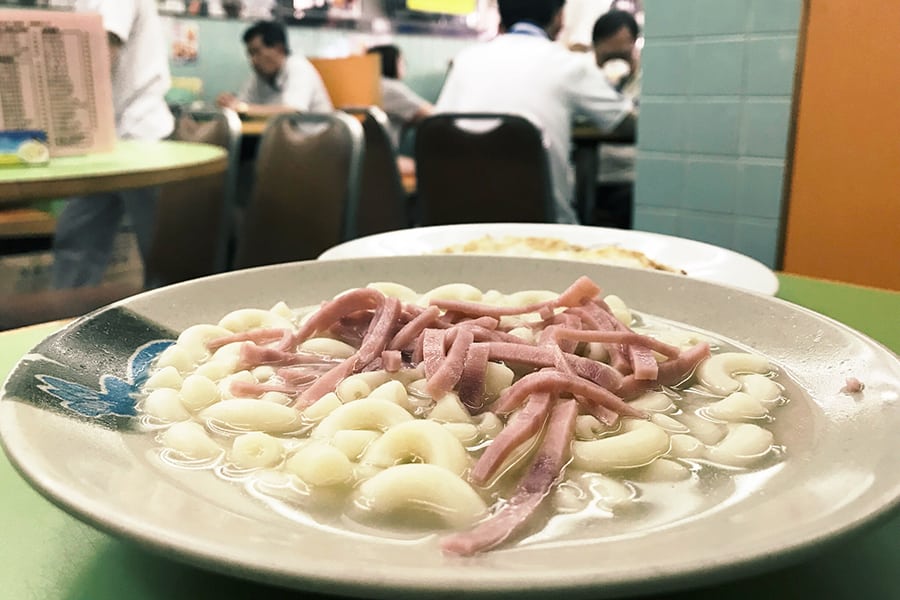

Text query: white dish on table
(1, 256), (897, 599)
(319, 223), (780, 296)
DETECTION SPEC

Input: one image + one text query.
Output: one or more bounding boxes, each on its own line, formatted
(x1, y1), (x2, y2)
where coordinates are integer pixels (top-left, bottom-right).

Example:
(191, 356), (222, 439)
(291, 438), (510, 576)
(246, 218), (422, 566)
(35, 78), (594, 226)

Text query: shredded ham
(492, 369), (644, 422)
(841, 377), (865, 394)
(457, 341), (491, 412)
(212, 276), (724, 554)
(441, 399), (578, 556)
(207, 327), (291, 351)
(469, 393), (553, 486)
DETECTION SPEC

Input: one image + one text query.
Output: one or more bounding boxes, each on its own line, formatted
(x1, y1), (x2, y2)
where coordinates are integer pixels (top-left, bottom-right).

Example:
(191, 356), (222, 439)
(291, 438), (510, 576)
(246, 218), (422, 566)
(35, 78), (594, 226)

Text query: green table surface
(1, 273), (897, 600)
(0, 140), (227, 203)
(0, 140), (225, 185)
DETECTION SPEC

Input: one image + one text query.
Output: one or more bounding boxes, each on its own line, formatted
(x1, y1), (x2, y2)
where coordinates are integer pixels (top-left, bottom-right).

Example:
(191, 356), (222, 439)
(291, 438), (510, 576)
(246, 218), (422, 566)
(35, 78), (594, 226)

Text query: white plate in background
(320, 223), (780, 295)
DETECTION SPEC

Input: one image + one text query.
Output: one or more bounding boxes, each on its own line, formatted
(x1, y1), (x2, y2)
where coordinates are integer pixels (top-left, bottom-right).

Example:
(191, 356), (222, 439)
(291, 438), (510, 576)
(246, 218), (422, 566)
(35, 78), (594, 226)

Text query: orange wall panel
(783, 0), (900, 290)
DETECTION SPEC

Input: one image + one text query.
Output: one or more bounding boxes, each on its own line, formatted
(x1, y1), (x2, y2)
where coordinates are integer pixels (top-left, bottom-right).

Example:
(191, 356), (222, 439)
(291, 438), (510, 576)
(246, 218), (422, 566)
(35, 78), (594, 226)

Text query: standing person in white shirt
(435, 0), (634, 224)
(52, 0), (174, 289)
(216, 21), (333, 116)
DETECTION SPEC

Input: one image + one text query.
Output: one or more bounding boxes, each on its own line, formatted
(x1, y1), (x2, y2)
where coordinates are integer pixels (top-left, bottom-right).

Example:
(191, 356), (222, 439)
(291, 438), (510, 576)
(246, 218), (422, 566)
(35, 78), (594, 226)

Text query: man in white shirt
(435, 0), (634, 224)
(216, 21), (333, 116)
(53, 0), (174, 288)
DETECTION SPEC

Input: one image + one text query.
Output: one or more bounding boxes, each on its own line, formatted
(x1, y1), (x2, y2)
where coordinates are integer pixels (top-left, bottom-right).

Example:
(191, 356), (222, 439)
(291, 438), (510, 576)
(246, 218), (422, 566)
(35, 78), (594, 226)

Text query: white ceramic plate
(319, 223), (780, 295)
(1, 256), (897, 599)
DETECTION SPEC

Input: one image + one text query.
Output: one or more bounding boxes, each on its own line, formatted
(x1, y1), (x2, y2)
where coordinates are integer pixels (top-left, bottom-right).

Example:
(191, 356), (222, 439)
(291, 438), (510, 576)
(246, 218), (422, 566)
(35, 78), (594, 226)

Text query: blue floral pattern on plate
(34, 340), (174, 418)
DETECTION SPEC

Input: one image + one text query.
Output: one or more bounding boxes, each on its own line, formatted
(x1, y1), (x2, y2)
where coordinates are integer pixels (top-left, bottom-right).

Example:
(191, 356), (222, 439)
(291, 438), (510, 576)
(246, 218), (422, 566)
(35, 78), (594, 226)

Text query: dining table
(0, 140), (228, 203)
(571, 124), (635, 225)
(1, 272), (896, 599)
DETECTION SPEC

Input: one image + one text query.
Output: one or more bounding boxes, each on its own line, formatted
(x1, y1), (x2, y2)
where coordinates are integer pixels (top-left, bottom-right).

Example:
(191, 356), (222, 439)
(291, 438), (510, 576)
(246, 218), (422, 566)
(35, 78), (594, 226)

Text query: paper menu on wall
(0, 10), (116, 157)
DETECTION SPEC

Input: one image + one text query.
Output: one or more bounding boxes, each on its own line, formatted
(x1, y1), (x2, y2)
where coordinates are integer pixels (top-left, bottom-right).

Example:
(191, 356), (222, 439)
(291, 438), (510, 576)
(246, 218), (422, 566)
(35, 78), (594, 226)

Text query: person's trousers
(51, 186), (159, 289)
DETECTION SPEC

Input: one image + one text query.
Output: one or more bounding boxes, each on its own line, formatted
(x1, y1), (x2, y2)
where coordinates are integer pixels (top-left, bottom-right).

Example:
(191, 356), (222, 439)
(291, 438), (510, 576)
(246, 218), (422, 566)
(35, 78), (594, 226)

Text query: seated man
(435, 0), (634, 224)
(592, 9), (641, 229)
(217, 20), (332, 116)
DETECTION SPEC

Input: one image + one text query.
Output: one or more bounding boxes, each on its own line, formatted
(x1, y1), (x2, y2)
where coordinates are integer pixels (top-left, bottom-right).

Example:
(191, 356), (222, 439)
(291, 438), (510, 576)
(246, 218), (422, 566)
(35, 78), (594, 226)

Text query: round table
(0, 140), (228, 203)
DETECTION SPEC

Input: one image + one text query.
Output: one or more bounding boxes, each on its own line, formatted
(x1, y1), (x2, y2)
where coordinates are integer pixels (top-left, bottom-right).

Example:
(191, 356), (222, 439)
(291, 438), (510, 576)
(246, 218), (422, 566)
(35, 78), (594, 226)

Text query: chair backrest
(233, 112), (364, 269)
(414, 113), (555, 225)
(309, 54), (382, 110)
(146, 106), (241, 286)
(342, 106), (410, 236)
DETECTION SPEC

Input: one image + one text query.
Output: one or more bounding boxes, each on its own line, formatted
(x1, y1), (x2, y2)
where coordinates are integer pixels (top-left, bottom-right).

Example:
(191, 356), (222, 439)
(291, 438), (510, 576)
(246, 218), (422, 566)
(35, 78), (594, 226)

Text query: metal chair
(233, 112), (364, 269)
(147, 105), (241, 285)
(414, 113), (555, 225)
(342, 106), (411, 236)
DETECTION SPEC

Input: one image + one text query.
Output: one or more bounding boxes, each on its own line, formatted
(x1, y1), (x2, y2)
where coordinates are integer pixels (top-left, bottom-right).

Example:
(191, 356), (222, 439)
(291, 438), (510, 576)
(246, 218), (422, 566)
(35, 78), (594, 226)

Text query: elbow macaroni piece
(230, 432), (285, 469)
(354, 463), (488, 529)
(176, 324), (233, 363)
(285, 442), (354, 486)
(144, 365), (183, 391)
(179, 374), (220, 410)
(161, 421), (222, 460)
(696, 352), (771, 395)
(704, 391), (769, 421)
(361, 420), (471, 475)
(311, 398), (414, 440)
(143, 388), (191, 422)
(301, 337), (357, 360)
(572, 419), (671, 472)
(706, 423), (774, 467)
(217, 308), (293, 333)
(201, 399), (303, 433)
(418, 283), (483, 305)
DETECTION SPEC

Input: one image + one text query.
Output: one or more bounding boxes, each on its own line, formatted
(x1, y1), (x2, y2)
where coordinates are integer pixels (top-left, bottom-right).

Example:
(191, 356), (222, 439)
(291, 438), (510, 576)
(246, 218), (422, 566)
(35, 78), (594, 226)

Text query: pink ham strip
(655, 342), (710, 386)
(469, 392), (552, 486)
(483, 342), (623, 390)
(491, 370), (644, 420)
(617, 342), (712, 398)
(278, 288), (385, 351)
(292, 354), (359, 409)
(207, 327), (291, 351)
(453, 316), (500, 330)
(381, 350), (402, 373)
(441, 399), (578, 556)
(426, 328), (475, 398)
(430, 299), (549, 319)
(238, 343), (342, 369)
(422, 329), (446, 378)
(554, 275), (603, 308)
(388, 306), (441, 351)
(567, 306), (632, 374)
(457, 325), (525, 344)
(456, 342), (491, 412)
(355, 297), (401, 369)
(551, 328), (681, 359)
(276, 366), (325, 385)
(431, 276), (601, 322)
(628, 346), (659, 381)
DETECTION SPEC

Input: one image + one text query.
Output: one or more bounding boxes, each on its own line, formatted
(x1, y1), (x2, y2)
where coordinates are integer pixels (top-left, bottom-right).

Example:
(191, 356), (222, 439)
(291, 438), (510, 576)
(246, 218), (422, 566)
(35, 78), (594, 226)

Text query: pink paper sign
(0, 10), (116, 157)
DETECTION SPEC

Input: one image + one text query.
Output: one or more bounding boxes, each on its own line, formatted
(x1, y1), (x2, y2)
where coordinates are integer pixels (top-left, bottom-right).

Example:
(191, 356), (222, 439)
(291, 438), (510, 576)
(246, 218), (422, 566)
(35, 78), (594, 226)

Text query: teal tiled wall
(634, 0), (802, 268)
